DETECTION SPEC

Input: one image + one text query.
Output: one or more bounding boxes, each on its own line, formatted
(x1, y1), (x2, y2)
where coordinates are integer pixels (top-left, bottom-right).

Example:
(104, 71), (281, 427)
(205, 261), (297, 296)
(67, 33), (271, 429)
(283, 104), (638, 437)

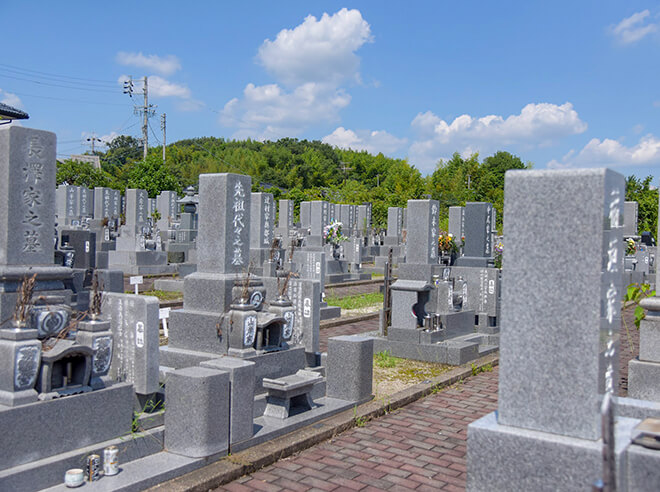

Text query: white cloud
(409, 102), (587, 171)
(117, 75), (203, 112)
(323, 127), (407, 155)
(257, 8), (372, 87)
(221, 82), (350, 139)
(148, 75), (191, 98)
(610, 10), (658, 44)
(548, 134), (660, 169)
(116, 51), (181, 76)
(0, 88), (23, 109)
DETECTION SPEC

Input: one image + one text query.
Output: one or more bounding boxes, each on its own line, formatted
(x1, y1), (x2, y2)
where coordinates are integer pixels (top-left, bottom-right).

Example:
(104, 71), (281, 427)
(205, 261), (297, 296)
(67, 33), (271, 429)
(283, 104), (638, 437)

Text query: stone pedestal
(75, 318), (113, 390)
(164, 366), (229, 458)
(0, 327), (41, 407)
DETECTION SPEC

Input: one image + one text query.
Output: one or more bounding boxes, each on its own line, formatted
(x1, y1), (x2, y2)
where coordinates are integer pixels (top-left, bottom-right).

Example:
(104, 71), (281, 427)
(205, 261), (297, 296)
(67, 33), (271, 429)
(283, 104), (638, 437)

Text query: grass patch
(371, 273), (384, 279)
(130, 289), (183, 301)
(374, 350), (398, 368)
(325, 291), (383, 310)
(373, 355), (452, 398)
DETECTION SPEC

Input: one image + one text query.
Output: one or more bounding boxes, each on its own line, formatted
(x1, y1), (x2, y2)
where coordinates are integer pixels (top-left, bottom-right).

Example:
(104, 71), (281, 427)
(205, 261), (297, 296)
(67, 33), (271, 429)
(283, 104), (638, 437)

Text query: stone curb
(146, 352), (499, 492)
(320, 311), (380, 329)
(325, 278), (384, 288)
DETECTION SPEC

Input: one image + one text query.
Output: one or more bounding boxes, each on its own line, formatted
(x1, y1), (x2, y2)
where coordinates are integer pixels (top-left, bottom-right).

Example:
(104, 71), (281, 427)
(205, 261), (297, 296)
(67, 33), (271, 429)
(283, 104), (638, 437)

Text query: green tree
(125, 153), (182, 197)
(56, 159), (113, 188)
(101, 135), (142, 170)
(626, 175), (658, 240)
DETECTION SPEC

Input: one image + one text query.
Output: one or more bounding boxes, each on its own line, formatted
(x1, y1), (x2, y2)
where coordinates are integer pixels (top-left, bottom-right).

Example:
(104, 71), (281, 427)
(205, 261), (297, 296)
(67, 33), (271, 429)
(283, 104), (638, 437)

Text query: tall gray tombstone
(385, 207), (402, 245)
(328, 203), (337, 223)
(405, 200), (439, 264)
(467, 169), (627, 491)
(357, 204), (371, 236)
(78, 186), (93, 219)
(163, 174), (253, 361)
(157, 190), (179, 221)
(94, 187), (114, 219)
(278, 199), (294, 229)
(307, 201), (329, 248)
(0, 126), (72, 406)
(309, 200), (329, 237)
(156, 190), (179, 231)
(56, 185), (80, 225)
(111, 189), (121, 218)
(0, 127), (58, 268)
(125, 189), (149, 231)
(250, 192), (274, 249)
(249, 192), (275, 269)
(299, 201), (311, 228)
(448, 206), (464, 242)
(455, 202), (493, 267)
(115, 188), (149, 250)
(623, 201), (638, 236)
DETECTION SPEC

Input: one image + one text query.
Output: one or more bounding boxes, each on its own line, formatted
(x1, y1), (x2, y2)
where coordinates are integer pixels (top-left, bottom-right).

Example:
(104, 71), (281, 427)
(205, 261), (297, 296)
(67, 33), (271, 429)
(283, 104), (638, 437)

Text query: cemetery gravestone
(455, 202), (493, 267)
(623, 200), (638, 237)
(467, 168), (629, 491)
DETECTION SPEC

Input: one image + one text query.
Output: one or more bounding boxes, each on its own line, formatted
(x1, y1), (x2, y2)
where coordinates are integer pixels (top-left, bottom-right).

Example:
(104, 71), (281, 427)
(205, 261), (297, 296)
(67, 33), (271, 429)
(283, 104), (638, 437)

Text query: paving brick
(215, 307), (639, 492)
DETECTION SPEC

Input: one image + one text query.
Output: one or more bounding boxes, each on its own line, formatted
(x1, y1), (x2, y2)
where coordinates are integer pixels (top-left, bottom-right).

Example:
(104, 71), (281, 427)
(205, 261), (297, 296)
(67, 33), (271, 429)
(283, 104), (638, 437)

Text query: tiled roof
(0, 102), (29, 120)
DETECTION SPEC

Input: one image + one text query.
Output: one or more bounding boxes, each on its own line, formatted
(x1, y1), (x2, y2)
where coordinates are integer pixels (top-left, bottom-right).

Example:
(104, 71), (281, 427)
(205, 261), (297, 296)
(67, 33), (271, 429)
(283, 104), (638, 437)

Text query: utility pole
(161, 113), (166, 164)
(85, 134), (103, 153)
(340, 161), (352, 185)
(123, 75), (156, 160)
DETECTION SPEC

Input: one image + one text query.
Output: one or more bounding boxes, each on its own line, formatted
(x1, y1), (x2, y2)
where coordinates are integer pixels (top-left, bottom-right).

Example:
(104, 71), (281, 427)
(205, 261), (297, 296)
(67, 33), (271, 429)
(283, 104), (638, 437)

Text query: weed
(137, 289), (183, 301)
(374, 350), (398, 368)
(326, 292), (384, 310)
(471, 362), (494, 376)
(353, 406), (368, 427)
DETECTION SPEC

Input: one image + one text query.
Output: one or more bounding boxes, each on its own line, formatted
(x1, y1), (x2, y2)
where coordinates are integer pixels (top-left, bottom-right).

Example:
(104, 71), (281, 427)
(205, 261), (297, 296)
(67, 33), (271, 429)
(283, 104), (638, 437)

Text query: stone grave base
(153, 278), (184, 292)
(231, 395), (367, 453)
(372, 332), (498, 365)
(454, 256), (493, 267)
(0, 383), (134, 490)
(107, 250), (176, 275)
(320, 303), (341, 320)
(43, 452), (224, 492)
(627, 358), (660, 402)
(374, 255), (404, 268)
(467, 411), (640, 492)
(326, 272), (372, 284)
(160, 346), (308, 390)
(626, 443), (660, 492)
(614, 395), (660, 420)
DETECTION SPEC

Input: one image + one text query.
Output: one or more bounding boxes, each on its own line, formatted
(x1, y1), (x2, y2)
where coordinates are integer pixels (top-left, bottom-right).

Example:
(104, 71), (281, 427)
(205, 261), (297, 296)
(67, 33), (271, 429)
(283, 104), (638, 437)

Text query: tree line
(56, 135), (658, 237)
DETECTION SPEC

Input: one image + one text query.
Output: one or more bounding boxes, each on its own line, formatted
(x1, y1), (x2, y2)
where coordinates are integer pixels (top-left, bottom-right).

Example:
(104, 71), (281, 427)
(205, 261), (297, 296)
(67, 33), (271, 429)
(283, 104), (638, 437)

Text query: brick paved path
(215, 306), (641, 492)
(320, 318), (379, 353)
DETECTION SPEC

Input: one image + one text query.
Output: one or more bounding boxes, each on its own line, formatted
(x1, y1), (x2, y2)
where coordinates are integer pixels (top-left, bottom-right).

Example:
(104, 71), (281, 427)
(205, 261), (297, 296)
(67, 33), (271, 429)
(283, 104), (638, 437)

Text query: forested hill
(56, 136), (657, 234)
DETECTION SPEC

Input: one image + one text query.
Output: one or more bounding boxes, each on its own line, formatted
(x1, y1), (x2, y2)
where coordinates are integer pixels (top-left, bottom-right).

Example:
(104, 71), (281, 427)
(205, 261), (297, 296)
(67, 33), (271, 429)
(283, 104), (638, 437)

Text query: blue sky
(1, 1), (659, 182)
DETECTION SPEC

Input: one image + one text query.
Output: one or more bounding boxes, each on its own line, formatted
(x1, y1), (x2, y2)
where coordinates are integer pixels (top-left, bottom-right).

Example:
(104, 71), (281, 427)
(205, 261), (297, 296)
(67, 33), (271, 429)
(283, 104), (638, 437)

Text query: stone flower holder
(268, 296), (295, 343)
(75, 316), (113, 390)
(0, 319), (41, 406)
(227, 301), (258, 358)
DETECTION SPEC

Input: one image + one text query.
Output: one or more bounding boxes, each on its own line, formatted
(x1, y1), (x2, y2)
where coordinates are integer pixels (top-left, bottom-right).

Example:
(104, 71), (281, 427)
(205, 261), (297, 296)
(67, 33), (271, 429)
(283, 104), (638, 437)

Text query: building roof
(0, 102), (29, 121)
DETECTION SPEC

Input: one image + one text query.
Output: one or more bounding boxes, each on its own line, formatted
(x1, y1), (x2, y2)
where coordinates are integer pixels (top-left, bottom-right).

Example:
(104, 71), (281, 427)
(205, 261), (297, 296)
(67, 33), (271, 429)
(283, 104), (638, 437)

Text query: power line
(0, 90), (130, 107)
(0, 72), (120, 94)
(0, 63), (117, 85)
(148, 119), (161, 145)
